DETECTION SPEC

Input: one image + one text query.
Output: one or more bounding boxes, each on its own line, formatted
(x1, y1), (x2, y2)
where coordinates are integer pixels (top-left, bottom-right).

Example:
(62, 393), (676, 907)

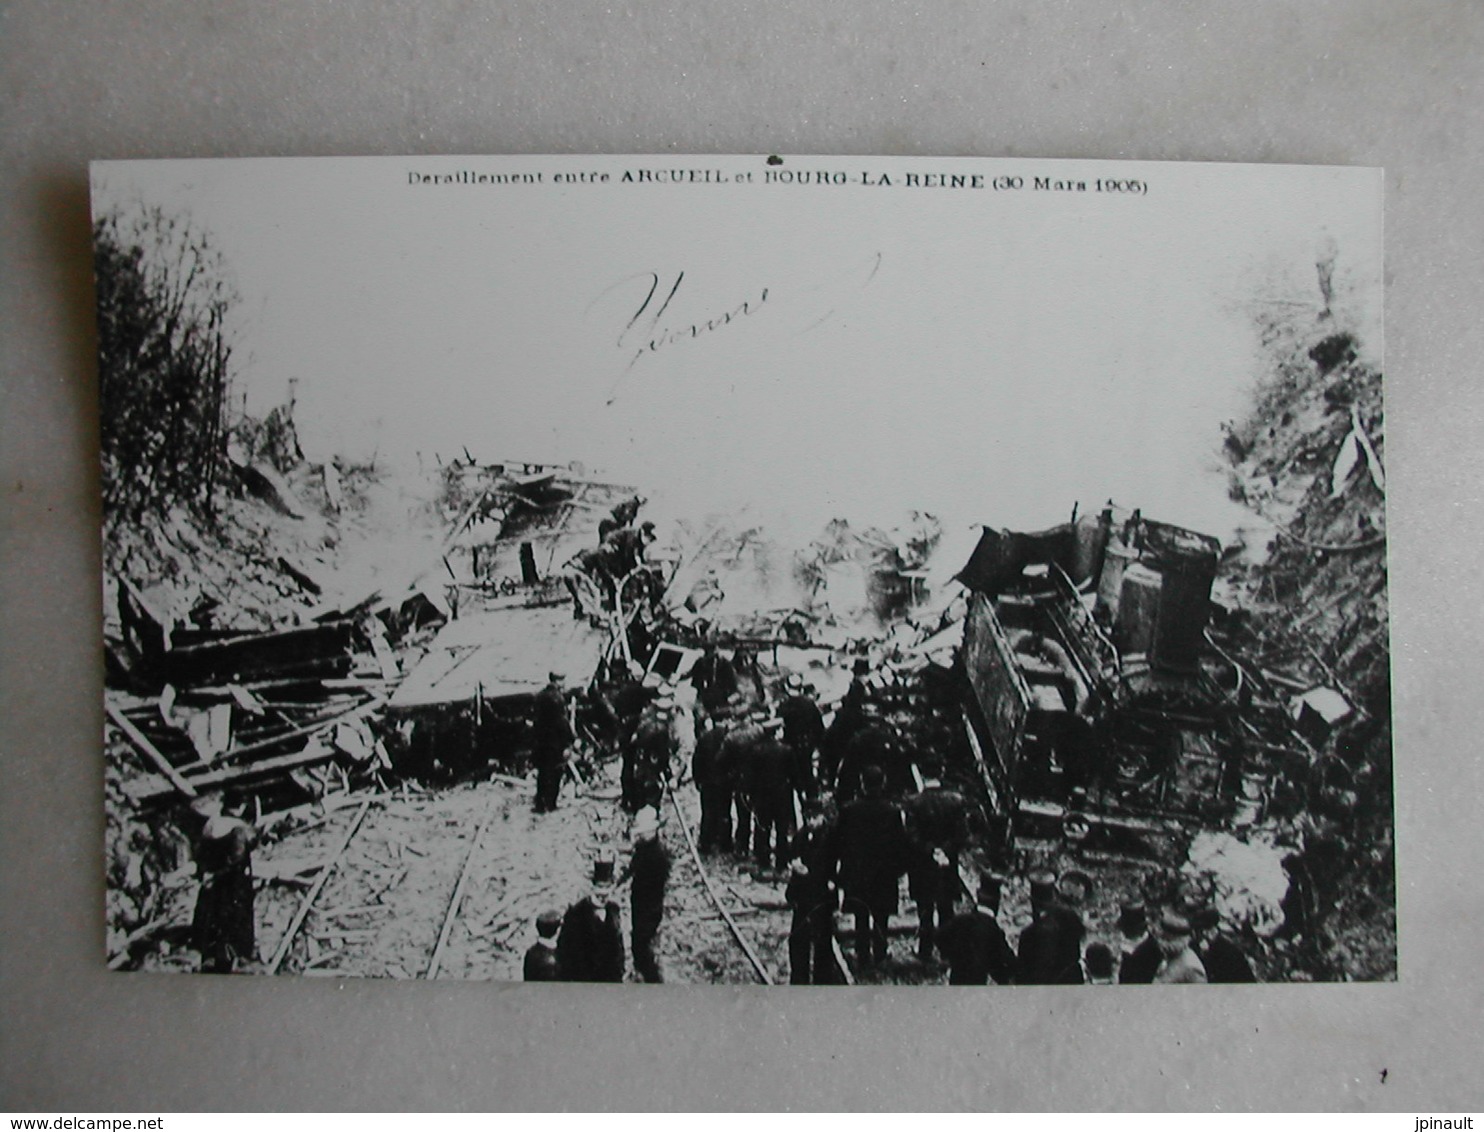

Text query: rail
(664, 780), (774, 984)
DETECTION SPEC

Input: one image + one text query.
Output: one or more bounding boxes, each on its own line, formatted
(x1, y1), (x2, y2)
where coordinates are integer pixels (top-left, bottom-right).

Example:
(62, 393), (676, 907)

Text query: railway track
(257, 764), (803, 984)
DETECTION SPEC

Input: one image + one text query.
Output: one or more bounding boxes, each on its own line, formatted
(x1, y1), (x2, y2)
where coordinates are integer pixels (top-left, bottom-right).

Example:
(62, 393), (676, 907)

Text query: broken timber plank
(175, 696), (384, 773)
(266, 799), (372, 974)
(128, 700), (389, 802)
(129, 743), (340, 803)
(106, 700), (198, 798)
(828, 936), (856, 986)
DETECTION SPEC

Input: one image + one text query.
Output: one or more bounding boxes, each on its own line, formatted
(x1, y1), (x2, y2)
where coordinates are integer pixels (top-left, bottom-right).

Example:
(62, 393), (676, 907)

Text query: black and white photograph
(93, 154), (1390, 986)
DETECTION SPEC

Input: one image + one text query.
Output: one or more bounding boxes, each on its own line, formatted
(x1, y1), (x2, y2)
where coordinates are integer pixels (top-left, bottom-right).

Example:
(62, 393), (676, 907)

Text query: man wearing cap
(1152, 911), (1208, 983)
(565, 541), (623, 614)
(1015, 869), (1089, 985)
(627, 810), (672, 983)
(829, 765), (912, 968)
(189, 795), (259, 974)
(530, 671), (574, 814)
(1191, 906), (1256, 983)
(623, 698), (674, 813)
(939, 875), (1017, 985)
(904, 786), (971, 960)
(557, 859), (626, 982)
(690, 642), (740, 717)
(834, 708), (896, 803)
(719, 713), (769, 858)
(820, 658), (870, 785)
(598, 495), (646, 543)
(785, 803), (840, 984)
(691, 715), (734, 853)
(523, 910), (563, 981)
(746, 732), (799, 873)
(602, 519), (656, 579)
(778, 676), (826, 801)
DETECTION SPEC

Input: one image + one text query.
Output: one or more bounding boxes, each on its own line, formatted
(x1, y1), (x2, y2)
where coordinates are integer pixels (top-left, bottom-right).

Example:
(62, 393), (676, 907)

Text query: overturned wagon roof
(388, 606), (608, 708)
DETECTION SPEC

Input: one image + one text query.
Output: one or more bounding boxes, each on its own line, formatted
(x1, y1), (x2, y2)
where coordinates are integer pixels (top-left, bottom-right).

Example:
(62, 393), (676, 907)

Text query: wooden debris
(319, 902), (393, 920)
(106, 701), (198, 798)
(266, 799), (373, 974)
(371, 864), (409, 901)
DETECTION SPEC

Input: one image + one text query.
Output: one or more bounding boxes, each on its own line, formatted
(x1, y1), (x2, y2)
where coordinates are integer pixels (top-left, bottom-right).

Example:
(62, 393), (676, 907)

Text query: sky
(91, 155), (1383, 547)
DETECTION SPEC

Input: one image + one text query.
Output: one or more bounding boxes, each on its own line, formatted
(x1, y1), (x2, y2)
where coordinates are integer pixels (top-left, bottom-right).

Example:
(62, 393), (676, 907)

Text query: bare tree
(95, 207), (238, 524)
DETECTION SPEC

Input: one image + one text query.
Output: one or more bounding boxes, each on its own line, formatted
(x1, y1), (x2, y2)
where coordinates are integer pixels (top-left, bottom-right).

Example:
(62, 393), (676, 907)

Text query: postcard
(93, 154), (1389, 985)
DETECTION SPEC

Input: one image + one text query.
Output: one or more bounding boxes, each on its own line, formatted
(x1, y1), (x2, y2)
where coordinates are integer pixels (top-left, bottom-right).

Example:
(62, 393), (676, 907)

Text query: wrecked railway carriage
(105, 461), (640, 805)
(955, 506), (1352, 887)
(104, 442), (1375, 981)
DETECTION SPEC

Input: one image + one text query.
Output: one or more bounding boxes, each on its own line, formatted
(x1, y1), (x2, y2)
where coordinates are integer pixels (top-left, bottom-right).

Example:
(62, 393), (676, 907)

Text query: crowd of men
(520, 627), (1259, 986)
(178, 495), (1256, 986)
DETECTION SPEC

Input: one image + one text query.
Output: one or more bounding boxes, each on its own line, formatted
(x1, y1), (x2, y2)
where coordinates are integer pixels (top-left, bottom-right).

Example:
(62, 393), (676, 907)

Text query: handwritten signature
(592, 253), (881, 405)
(591, 271), (767, 403)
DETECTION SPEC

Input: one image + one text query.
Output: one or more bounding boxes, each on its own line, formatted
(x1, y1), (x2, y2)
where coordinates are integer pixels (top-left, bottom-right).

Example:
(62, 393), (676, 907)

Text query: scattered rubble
(106, 294), (1394, 981)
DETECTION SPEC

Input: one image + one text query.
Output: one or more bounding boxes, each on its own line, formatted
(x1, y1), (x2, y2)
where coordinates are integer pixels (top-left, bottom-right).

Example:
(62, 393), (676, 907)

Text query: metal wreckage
(104, 429), (1380, 982)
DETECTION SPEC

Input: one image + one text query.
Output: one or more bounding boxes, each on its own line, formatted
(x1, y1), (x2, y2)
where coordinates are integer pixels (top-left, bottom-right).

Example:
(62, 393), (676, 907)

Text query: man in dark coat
(692, 717), (733, 852)
(598, 495), (646, 542)
(622, 701), (673, 813)
(530, 671), (574, 813)
(1192, 906), (1257, 983)
(690, 643), (740, 716)
(603, 520), (657, 580)
(820, 659), (870, 785)
(785, 804), (840, 984)
(557, 860), (626, 982)
(746, 735), (799, 872)
(829, 766), (911, 968)
(190, 795), (258, 974)
(778, 676), (825, 801)
(939, 875), (1017, 985)
(1117, 902), (1161, 984)
(627, 811), (672, 983)
(522, 910), (563, 981)
(692, 717), (733, 853)
(1015, 869), (1088, 985)
(719, 715), (768, 857)
(566, 542), (623, 614)
(908, 848), (961, 962)
(834, 712), (896, 803)
(1057, 710), (1099, 801)
(904, 786), (970, 959)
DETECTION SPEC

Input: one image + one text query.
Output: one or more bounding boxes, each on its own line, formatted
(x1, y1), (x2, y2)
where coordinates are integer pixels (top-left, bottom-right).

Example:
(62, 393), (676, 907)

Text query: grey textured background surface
(2, 1), (1482, 1112)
